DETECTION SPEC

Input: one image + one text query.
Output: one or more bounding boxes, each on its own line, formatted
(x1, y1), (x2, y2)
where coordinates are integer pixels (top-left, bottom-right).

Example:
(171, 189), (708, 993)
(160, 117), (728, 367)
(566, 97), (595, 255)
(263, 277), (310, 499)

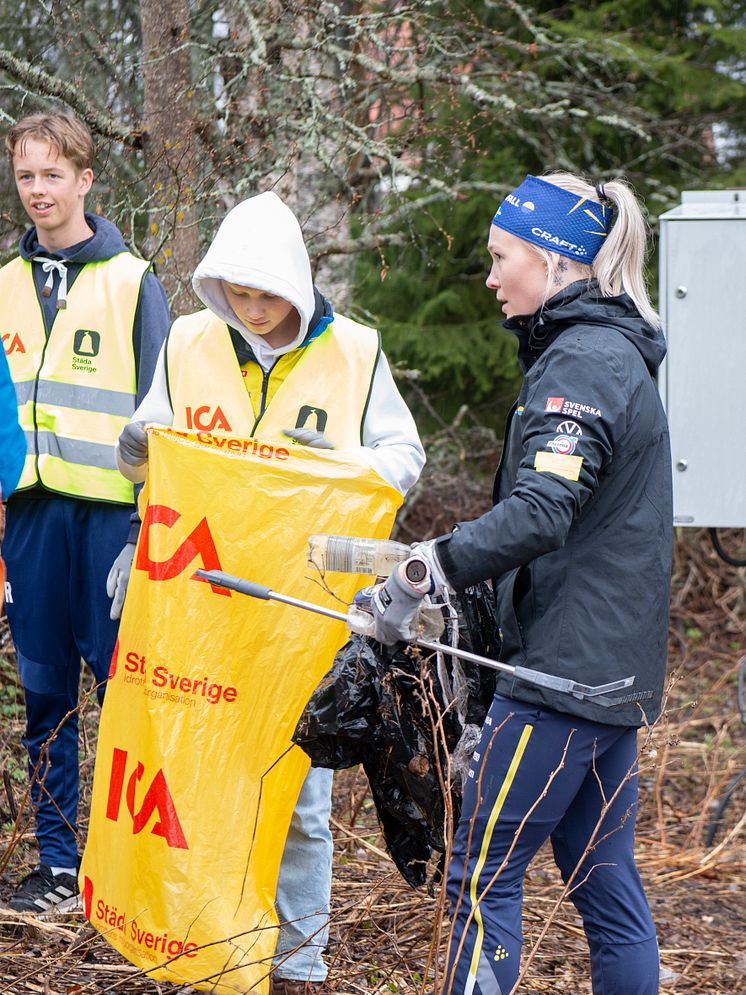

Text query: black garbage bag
(451, 581), (499, 725)
(292, 583), (498, 889)
(293, 634), (456, 887)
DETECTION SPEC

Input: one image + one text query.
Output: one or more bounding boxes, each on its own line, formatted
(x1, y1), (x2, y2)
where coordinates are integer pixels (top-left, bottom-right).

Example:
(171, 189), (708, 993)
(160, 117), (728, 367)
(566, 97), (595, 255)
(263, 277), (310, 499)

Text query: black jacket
(436, 281), (673, 726)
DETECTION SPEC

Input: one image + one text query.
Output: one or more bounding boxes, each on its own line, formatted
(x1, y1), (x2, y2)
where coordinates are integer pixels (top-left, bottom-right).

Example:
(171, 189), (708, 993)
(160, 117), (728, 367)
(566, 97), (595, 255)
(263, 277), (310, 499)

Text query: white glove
(369, 560), (431, 645)
(282, 427), (335, 450)
(367, 539), (454, 645)
(118, 422), (149, 466)
(411, 538), (453, 594)
(106, 542), (136, 620)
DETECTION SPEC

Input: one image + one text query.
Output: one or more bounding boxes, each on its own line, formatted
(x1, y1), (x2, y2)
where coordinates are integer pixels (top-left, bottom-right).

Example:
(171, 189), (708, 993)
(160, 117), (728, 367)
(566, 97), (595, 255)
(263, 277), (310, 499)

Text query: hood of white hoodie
(192, 192), (315, 365)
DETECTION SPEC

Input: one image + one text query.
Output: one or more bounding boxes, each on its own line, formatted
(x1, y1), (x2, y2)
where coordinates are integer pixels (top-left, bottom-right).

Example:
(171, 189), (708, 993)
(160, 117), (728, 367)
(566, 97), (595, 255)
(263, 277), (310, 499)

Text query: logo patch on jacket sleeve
(547, 435), (578, 455)
(545, 397), (601, 419)
(534, 450), (583, 481)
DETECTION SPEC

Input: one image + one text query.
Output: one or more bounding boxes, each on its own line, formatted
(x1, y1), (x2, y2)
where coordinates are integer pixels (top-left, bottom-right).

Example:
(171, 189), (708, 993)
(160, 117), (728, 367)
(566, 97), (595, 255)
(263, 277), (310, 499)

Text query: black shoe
(8, 865), (81, 914)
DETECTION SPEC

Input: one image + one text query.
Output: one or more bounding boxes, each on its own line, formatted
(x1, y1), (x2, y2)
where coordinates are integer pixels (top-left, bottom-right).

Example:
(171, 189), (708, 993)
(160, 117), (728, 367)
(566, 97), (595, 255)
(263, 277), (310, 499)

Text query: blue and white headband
(492, 175), (612, 263)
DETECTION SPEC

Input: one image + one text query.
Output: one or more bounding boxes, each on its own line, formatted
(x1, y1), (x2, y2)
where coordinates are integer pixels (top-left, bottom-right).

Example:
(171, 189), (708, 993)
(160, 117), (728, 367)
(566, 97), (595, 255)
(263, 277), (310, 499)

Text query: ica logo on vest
(2, 333), (25, 354)
(184, 405), (232, 432)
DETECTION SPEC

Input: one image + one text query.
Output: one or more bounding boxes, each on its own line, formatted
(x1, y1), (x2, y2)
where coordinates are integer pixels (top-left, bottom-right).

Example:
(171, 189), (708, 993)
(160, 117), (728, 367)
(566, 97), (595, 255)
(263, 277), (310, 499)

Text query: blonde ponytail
(539, 172), (660, 329)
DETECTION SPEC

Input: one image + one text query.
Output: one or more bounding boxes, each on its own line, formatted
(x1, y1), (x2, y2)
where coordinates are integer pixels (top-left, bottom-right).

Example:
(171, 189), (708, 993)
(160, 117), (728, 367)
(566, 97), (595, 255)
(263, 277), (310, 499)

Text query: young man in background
(0, 112), (170, 913)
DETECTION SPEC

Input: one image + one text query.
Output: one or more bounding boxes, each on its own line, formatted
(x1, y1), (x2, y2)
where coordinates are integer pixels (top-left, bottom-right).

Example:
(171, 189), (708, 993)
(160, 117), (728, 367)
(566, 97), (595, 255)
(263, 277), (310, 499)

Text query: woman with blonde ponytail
(360, 173), (672, 992)
(537, 172), (661, 328)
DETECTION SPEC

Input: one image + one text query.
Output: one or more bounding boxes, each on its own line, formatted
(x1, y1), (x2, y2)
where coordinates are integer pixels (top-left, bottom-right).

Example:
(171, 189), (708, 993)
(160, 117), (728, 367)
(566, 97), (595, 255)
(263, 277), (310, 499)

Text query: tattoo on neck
(554, 258), (569, 286)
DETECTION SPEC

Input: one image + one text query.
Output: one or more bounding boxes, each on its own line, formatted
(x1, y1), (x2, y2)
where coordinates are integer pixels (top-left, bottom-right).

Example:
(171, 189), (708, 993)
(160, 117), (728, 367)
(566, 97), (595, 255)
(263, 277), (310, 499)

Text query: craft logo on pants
(135, 503), (230, 596)
(105, 747), (188, 849)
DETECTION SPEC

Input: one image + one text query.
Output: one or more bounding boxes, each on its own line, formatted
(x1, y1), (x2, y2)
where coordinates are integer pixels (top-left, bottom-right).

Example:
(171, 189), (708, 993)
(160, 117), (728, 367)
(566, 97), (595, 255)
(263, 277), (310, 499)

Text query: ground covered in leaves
(0, 529), (743, 994)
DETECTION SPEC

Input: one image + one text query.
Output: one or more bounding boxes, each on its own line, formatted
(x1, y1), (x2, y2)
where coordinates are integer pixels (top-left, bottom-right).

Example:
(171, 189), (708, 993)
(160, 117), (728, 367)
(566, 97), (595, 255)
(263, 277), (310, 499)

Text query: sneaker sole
(51, 893), (83, 914)
(6, 894), (83, 916)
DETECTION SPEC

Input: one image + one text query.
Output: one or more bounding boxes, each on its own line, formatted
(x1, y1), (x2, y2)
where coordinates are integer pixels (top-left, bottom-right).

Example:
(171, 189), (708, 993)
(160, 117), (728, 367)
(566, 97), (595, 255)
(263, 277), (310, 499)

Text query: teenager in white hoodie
(113, 191), (425, 994)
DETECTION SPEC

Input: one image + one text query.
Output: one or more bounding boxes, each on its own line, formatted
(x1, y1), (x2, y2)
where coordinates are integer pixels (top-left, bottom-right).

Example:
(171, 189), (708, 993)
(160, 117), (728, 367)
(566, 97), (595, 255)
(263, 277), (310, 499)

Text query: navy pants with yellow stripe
(445, 696), (659, 994)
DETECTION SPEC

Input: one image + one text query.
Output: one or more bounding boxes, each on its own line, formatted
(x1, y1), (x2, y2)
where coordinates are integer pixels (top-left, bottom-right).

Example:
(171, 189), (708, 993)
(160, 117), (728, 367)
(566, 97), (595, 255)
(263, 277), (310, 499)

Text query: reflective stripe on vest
(0, 253), (149, 503)
(166, 310), (380, 449)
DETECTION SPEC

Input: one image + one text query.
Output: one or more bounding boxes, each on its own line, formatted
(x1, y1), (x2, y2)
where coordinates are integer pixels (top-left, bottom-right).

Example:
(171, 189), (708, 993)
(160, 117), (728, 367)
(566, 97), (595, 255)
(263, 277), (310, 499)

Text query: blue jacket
(436, 281), (673, 727)
(0, 345), (24, 499)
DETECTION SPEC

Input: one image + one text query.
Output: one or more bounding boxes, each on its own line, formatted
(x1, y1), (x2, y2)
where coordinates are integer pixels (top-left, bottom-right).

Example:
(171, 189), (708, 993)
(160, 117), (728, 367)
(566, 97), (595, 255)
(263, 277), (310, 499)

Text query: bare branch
(0, 47), (140, 145)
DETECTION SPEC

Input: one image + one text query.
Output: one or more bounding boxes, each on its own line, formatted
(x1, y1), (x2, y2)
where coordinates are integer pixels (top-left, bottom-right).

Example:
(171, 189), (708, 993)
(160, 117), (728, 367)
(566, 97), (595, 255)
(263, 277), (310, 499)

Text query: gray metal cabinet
(658, 190), (746, 527)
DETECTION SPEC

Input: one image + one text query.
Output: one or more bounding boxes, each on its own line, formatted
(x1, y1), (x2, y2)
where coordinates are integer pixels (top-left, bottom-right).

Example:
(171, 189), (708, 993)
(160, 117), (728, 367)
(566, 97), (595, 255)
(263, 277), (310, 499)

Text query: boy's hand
(106, 542), (136, 620)
(282, 427), (335, 450)
(118, 422), (149, 465)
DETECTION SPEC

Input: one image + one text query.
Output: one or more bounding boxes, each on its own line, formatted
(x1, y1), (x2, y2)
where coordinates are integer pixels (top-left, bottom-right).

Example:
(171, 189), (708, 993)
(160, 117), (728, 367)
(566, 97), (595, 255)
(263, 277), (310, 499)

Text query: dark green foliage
(355, 0), (746, 425)
(355, 189), (524, 425)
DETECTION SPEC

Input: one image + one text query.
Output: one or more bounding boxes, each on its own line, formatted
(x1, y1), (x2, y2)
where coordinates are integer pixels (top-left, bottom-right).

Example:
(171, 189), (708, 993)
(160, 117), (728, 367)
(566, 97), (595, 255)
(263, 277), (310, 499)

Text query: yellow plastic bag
(80, 427), (401, 992)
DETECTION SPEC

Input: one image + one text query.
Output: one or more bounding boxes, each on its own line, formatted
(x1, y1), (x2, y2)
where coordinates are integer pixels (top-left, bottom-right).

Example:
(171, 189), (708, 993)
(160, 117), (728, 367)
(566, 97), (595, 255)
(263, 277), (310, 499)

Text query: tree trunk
(219, 1), (365, 310)
(139, 0), (200, 315)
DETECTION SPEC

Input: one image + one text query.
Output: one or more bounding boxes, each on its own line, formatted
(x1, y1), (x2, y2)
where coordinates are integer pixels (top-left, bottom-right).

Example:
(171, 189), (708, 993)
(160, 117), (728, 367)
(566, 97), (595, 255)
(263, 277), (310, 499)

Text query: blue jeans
(273, 766), (334, 982)
(445, 695), (659, 995)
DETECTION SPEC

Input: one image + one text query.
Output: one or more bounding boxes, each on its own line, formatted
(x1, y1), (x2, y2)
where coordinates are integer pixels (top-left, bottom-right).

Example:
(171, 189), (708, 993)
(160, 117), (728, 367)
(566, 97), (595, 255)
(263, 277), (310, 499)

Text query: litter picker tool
(195, 570), (650, 708)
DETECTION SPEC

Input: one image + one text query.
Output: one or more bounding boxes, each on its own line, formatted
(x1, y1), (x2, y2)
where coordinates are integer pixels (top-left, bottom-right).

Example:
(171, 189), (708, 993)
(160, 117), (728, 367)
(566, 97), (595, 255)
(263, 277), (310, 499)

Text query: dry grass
(0, 529), (744, 994)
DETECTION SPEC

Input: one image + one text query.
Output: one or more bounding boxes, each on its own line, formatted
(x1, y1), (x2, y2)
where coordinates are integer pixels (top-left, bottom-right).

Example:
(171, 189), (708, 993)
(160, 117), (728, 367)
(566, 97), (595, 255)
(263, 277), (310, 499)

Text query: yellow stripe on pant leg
(465, 723), (534, 992)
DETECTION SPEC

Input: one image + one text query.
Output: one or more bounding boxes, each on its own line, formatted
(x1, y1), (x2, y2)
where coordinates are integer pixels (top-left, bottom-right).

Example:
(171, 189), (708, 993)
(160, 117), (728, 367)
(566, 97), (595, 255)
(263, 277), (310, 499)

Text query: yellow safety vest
(166, 310), (380, 448)
(0, 253), (150, 503)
